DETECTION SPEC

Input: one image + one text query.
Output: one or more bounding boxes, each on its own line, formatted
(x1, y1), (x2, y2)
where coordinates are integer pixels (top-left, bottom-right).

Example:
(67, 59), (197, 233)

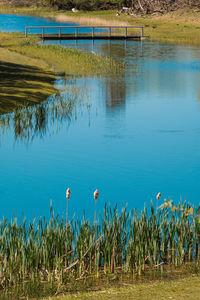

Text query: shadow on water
(0, 60), (56, 115)
(0, 84), (89, 143)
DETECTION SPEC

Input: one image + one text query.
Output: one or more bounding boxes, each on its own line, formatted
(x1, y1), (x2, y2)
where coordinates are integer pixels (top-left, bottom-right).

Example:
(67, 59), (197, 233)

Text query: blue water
(0, 13), (77, 32)
(1, 14), (200, 219)
(0, 13), (107, 34)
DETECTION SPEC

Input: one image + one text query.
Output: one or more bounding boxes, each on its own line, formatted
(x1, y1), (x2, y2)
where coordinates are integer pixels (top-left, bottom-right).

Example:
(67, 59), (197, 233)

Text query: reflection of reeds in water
(0, 83), (90, 143)
(0, 197), (200, 297)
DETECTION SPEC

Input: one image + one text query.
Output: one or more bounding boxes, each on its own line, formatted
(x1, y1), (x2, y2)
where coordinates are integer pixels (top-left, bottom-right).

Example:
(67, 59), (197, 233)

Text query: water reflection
(1, 40), (200, 145)
(0, 85), (89, 143)
(2, 11), (200, 217)
(103, 75), (126, 111)
(102, 43), (127, 111)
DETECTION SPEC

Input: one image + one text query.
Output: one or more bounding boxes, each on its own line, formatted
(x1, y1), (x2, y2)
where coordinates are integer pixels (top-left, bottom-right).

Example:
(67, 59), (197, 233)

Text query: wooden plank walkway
(25, 26), (145, 40)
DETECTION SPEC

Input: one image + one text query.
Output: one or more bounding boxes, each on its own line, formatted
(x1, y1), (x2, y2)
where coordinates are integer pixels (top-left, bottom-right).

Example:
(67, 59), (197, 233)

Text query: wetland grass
(1, 197), (200, 298)
(0, 32), (122, 77)
(0, 46), (57, 115)
(0, 32), (122, 114)
(1, 5), (200, 45)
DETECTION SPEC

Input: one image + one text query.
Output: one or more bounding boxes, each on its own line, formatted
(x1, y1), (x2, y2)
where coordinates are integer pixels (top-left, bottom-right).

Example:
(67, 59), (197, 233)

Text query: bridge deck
(25, 26), (145, 40)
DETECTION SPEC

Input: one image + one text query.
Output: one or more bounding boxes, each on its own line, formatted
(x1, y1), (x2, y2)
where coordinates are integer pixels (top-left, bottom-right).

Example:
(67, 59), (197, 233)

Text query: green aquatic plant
(0, 196), (200, 297)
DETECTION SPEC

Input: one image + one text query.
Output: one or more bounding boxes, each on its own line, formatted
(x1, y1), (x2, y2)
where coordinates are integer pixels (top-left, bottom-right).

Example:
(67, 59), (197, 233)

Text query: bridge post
(92, 27), (94, 38)
(141, 26), (144, 37)
(125, 27), (127, 38)
(75, 27), (78, 38)
(59, 27), (61, 38)
(42, 27), (44, 39)
(109, 27), (111, 38)
(25, 28), (28, 38)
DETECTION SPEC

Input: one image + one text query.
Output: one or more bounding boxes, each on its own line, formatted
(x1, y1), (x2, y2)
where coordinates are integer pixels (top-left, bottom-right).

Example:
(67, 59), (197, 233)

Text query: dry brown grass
(55, 14), (128, 26)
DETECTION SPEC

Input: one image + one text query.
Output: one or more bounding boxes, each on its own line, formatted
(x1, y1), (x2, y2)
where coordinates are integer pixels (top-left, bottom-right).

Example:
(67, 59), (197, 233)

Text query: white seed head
(66, 188), (71, 199)
(156, 192), (161, 200)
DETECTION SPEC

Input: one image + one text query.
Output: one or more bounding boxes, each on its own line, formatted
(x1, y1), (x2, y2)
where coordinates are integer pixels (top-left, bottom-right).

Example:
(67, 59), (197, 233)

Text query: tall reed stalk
(0, 198), (199, 297)
(66, 188), (71, 228)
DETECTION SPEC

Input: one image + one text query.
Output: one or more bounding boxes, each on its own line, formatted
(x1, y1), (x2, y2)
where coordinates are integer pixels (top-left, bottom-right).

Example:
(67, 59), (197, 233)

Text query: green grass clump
(0, 32), (123, 77)
(0, 31), (122, 114)
(0, 200), (200, 298)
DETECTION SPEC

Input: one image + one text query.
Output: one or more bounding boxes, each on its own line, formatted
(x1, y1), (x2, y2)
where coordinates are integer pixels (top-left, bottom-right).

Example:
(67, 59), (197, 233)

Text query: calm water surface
(1, 14), (200, 219)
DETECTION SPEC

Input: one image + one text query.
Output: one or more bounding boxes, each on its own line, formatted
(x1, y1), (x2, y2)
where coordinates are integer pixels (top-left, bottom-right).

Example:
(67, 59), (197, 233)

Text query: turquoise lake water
(1, 14), (200, 219)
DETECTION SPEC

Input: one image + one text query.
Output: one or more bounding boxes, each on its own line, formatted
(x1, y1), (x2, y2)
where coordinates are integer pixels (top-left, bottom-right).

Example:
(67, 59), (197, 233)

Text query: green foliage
(0, 201), (200, 297)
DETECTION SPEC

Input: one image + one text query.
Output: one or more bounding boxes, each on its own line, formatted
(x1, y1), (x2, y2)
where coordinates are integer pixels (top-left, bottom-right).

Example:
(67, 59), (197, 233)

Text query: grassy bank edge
(0, 31), (122, 114)
(1, 5), (200, 45)
(0, 41), (57, 114)
(37, 275), (200, 300)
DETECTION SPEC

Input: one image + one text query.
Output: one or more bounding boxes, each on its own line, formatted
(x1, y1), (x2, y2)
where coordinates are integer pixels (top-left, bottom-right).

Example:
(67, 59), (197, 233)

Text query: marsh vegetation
(1, 200), (200, 298)
(1, 6), (200, 299)
(1, 5), (200, 45)
(0, 32), (122, 115)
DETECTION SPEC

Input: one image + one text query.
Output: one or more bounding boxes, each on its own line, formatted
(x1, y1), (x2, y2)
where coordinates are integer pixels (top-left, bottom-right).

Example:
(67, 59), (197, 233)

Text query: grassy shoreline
(1, 5), (199, 113)
(39, 276), (200, 300)
(1, 5), (200, 45)
(1, 6), (200, 299)
(0, 31), (121, 114)
(1, 201), (200, 298)
(0, 38), (57, 114)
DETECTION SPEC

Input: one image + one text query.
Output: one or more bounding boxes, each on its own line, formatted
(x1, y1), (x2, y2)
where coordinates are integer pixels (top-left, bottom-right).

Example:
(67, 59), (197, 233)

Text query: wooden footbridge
(25, 25), (144, 40)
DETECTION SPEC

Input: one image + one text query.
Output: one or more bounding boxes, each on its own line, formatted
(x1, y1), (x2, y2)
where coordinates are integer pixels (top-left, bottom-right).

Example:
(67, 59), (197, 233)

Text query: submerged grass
(1, 200), (200, 298)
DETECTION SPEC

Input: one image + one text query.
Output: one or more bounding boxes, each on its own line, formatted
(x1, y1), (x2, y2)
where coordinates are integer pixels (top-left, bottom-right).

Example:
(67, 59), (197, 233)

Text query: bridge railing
(25, 25), (144, 39)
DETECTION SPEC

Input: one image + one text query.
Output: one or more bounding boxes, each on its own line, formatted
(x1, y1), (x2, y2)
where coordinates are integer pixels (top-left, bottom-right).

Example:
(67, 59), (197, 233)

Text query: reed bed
(0, 196), (200, 297)
(0, 32), (123, 77)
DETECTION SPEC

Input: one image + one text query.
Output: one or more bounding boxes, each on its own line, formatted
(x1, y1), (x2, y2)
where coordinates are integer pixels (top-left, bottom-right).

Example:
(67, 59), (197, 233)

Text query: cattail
(94, 189), (99, 223)
(156, 192), (161, 214)
(94, 189), (99, 200)
(156, 192), (161, 200)
(66, 188), (71, 199)
(66, 188), (71, 229)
